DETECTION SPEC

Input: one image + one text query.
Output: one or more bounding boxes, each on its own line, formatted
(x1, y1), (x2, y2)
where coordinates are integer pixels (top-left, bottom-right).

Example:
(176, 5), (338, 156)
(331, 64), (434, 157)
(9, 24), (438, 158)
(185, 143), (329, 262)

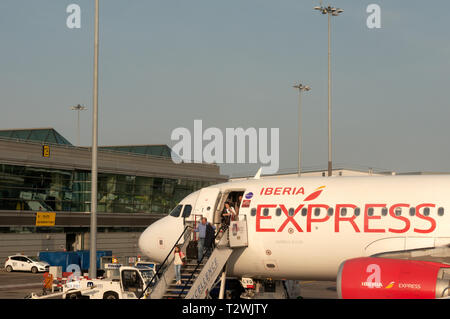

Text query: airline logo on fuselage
(255, 186), (438, 234)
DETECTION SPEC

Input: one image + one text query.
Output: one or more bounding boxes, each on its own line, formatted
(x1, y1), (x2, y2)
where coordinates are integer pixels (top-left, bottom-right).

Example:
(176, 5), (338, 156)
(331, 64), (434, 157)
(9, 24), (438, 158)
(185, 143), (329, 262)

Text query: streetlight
(70, 104), (87, 146)
(314, 4), (343, 176)
(293, 83), (311, 176)
(89, 0), (100, 280)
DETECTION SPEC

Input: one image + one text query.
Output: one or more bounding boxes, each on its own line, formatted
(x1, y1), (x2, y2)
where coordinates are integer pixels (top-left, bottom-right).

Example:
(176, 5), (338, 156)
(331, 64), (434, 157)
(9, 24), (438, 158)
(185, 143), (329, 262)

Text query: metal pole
(71, 105), (86, 146)
(89, 0), (99, 279)
(77, 110), (80, 147)
(327, 12), (332, 177)
(315, 5), (342, 176)
(298, 89), (302, 177)
(293, 84), (310, 176)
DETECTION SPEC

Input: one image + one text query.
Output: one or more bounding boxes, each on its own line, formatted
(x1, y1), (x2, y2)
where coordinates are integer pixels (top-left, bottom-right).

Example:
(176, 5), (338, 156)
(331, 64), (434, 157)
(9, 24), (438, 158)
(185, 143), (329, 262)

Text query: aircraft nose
(138, 216), (184, 263)
(138, 226), (157, 260)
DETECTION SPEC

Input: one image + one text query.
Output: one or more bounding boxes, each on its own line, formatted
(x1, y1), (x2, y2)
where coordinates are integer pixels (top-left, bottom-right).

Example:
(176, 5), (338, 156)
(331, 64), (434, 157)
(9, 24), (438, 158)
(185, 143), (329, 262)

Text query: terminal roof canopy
(0, 128), (72, 145)
(0, 128), (180, 160)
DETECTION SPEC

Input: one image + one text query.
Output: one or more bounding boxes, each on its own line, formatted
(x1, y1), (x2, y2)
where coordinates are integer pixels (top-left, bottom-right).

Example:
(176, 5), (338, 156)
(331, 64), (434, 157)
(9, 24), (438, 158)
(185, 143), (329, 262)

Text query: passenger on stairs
(222, 202), (236, 226)
(174, 246), (185, 285)
(204, 221), (216, 258)
(194, 217), (216, 263)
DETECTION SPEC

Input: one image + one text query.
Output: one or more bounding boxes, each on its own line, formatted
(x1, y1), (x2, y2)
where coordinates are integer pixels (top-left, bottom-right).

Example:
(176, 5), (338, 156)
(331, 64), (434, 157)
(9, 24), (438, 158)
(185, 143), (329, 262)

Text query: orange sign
(42, 145), (50, 158)
(36, 212), (56, 226)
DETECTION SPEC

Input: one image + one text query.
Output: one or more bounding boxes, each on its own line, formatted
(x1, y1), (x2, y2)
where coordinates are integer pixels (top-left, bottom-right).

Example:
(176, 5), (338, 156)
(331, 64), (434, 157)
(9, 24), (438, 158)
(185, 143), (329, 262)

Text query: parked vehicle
(134, 261), (158, 270)
(62, 264), (155, 299)
(5, 255), (49, 273)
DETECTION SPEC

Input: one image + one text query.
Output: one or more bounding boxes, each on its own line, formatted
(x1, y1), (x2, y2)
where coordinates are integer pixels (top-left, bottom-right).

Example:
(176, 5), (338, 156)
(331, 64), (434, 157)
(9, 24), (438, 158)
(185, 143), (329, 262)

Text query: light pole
(89, 0), (99, 280)
(293, 83), (311, 176)
(70, 104), (87, 146)
(314, 5), (343, 176)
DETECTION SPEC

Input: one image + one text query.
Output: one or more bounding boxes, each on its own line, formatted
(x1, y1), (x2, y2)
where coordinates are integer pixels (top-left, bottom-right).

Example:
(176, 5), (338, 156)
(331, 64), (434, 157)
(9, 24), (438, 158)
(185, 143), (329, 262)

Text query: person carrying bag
(174, 246), (185, 285)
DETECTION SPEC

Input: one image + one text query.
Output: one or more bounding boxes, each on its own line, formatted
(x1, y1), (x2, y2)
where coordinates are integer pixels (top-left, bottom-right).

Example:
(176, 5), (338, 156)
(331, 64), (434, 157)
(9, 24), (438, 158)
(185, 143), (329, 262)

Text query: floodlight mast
(314, 4), (343, 177)
(293, 84), (311, 177)
(70, 104), (87, 147)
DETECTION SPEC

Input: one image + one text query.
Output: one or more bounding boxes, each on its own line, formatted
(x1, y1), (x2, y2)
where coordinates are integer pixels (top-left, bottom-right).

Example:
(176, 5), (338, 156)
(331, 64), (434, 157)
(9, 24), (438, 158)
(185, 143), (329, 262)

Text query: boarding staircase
(140, 219), (247, 299)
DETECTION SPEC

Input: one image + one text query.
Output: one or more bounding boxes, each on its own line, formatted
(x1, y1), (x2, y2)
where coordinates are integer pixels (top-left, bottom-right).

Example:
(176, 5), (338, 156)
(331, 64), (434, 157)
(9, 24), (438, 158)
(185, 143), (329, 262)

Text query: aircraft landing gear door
(193, 187), (222, 223)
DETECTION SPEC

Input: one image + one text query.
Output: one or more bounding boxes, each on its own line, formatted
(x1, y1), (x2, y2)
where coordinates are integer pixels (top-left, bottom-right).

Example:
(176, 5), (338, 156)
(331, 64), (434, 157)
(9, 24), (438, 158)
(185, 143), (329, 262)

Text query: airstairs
(140, 219), (248, 299)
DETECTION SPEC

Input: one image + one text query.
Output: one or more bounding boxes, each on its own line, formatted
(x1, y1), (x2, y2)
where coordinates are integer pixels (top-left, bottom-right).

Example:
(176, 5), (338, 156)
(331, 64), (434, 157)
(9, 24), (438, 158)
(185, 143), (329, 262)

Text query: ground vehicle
(5, 255), (49, 273)
(62, 264), (156, 299)
(135, 261), (158, 270)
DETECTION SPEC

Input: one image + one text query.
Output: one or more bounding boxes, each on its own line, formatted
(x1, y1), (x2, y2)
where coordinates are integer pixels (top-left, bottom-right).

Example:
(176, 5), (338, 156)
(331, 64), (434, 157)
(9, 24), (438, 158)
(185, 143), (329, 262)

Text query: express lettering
(255, 203), (437, 234)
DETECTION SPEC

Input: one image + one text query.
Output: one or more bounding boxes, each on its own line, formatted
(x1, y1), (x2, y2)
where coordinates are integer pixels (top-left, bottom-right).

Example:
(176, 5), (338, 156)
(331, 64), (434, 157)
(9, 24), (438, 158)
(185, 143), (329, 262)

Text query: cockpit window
(169, 205), (183, 217)
(182, 205), (192, 218)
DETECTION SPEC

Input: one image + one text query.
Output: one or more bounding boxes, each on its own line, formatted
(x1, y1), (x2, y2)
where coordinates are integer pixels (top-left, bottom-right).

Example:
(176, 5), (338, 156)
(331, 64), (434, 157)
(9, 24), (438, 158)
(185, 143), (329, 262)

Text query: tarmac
(0, 270), (43, 299)
(0, 269), (337, 299)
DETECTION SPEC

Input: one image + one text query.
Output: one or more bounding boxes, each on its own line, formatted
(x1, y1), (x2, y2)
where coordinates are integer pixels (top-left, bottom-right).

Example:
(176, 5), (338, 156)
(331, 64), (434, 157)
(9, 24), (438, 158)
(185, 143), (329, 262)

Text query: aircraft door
(192, 187), (222, 223)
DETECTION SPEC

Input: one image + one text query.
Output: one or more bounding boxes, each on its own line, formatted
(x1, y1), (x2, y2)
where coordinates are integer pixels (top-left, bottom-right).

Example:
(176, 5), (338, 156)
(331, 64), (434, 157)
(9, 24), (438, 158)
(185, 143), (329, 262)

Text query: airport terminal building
(0, 128), (227, 265)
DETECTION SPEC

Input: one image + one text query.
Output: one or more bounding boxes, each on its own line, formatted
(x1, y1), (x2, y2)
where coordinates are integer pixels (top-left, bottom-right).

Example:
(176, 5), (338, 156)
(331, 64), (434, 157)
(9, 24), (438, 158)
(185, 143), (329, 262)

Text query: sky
(1, 0), (449, 177)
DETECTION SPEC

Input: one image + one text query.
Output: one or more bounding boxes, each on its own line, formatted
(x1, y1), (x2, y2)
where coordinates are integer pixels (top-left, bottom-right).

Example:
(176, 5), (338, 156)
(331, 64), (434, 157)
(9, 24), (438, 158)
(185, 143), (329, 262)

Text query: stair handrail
(177, 225), (227, 298)
(138, 225), (192, 299)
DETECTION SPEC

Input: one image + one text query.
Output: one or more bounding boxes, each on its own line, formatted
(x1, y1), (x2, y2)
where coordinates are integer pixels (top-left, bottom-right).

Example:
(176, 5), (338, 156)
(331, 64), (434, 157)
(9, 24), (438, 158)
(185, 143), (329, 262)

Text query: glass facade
(0, 164), (215, 214)
(99, 145), (172, 158)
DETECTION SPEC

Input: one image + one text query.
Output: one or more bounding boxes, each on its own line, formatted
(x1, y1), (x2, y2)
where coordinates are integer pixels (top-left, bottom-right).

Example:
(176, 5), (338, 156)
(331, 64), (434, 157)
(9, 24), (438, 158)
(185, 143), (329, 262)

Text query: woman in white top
(222, 202), (236, 226)
(173, 246), (185, 285)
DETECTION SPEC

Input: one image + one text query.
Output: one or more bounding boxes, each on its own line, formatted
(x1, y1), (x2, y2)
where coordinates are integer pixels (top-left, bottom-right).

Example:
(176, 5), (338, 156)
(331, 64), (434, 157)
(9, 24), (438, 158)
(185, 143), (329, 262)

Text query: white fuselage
(139, 176), (450, 281)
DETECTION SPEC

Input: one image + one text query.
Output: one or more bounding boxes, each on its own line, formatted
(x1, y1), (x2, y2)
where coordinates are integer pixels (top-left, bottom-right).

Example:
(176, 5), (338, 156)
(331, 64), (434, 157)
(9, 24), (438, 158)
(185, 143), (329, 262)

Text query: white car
(5, 255), (50, 273)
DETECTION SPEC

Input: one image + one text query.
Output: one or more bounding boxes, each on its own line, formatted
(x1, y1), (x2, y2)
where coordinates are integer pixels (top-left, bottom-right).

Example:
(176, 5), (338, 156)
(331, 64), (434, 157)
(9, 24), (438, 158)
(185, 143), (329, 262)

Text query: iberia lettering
(254, 203), (437, 234)
(260, 187), (304, 196)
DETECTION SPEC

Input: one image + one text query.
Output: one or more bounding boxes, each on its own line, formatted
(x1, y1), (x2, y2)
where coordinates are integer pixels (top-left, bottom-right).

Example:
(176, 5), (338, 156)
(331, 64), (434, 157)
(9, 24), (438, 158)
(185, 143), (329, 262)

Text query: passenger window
(354, 207), (360, 216)
(263, 208), (270, 216)
(423, 207), (430, 216)
(367, 208), (374, 216)
(169, 205), (183, 217)
(327, 207), (334, 216)
(276, 208), (282, 216)
(438, 207), (444, 216)
(182, 205), (192, 218)
(395, 207), (402, 216)
(250, 208), (256, 216)
(340, 208), (347, 216)
(409, 207), (415, 216)
(288, 208), (295, 217)
(301, 208), (307, 216)
(381, 207), (388, 216)
(314, 208), (320, 216)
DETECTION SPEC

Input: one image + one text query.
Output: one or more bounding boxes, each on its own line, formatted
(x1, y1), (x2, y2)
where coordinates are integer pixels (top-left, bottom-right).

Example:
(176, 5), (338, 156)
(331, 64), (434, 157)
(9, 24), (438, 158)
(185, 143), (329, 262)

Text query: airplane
(138, 174), (450, 299)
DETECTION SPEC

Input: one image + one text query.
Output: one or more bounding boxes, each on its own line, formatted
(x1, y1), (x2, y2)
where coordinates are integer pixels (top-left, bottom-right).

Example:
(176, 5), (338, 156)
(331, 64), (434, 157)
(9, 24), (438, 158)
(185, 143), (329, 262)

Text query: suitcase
(186, 240), (198, 260)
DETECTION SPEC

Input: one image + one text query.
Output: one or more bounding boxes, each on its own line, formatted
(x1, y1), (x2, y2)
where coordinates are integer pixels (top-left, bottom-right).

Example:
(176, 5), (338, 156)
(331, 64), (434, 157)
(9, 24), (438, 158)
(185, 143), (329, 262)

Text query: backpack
(178, 251), (186, 265)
